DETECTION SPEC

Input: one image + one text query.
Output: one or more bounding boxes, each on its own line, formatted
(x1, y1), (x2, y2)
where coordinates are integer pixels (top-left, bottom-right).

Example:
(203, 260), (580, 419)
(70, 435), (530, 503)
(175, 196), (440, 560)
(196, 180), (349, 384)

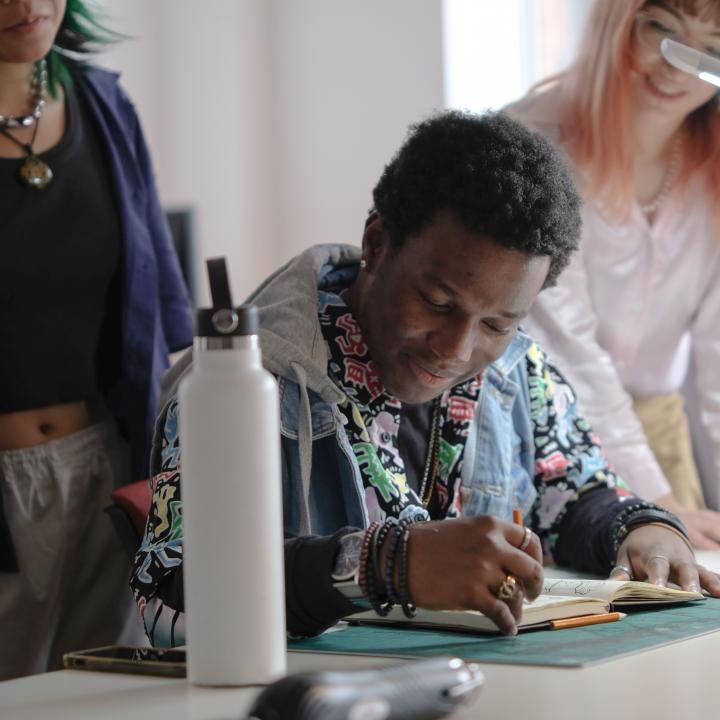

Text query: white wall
(443, 0), (592, 113)
(96, 0), (444, 303)
(270, 1), (444, 263)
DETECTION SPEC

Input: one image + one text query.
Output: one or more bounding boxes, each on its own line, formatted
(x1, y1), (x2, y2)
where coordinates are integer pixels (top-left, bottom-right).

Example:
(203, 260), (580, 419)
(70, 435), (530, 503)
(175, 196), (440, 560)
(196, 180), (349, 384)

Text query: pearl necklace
(639, 138), (681, 216)
(0, 60), (48, 129)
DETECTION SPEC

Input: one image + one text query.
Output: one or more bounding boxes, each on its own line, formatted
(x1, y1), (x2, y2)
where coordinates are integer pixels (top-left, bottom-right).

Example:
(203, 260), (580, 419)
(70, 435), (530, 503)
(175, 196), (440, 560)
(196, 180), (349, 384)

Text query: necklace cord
(0, 115), (40, 155)
(419, 397), (442, 508)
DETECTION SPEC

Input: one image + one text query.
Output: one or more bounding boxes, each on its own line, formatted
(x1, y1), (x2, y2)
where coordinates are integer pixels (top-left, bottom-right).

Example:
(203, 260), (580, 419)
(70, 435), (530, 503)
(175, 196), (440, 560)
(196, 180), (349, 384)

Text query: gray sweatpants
(0, 419), (146, 680)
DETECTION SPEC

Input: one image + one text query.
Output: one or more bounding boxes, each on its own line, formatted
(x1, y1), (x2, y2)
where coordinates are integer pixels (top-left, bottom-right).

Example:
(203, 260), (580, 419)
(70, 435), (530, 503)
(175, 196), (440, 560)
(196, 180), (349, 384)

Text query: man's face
(351, 211), (550, 405)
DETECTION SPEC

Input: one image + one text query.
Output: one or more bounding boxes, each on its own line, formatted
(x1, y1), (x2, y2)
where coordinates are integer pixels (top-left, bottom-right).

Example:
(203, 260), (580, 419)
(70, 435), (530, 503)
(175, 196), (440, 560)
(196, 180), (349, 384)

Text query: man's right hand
(390, 516), (544, 636)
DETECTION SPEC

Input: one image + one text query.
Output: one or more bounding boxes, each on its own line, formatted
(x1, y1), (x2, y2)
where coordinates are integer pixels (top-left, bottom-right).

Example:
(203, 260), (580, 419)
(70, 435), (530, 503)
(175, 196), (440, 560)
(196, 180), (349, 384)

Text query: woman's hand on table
(611, 523), (720, 596)
(655, 493), (720, 550)
(678, 509), (720, 550)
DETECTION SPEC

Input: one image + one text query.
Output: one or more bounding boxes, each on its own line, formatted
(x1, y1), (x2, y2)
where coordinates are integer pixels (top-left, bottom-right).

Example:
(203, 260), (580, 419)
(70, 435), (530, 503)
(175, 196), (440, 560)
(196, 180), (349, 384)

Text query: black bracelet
(372, 521), (393, 595)
(365, 523), (382, 610)
(368, 522), (393, 617)
(358, 522), (379, 602)
(609, 501), (689, 559)
(397, 526), (416, 618)
(384, 521), (407, 605)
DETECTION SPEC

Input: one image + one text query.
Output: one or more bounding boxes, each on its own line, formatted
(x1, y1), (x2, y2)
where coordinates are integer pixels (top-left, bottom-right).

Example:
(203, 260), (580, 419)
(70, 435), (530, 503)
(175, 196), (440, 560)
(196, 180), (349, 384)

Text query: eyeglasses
(635, 10), (720, 60)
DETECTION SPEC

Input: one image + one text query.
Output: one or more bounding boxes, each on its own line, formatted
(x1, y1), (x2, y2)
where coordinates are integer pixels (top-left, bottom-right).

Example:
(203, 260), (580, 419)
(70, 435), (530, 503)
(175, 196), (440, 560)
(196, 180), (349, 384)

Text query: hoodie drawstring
(290, 362), (313, 536)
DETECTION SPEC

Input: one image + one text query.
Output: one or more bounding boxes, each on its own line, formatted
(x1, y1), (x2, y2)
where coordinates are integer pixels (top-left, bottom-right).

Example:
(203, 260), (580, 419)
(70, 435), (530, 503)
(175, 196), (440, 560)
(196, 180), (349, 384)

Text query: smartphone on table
(63, 645), (186, 677)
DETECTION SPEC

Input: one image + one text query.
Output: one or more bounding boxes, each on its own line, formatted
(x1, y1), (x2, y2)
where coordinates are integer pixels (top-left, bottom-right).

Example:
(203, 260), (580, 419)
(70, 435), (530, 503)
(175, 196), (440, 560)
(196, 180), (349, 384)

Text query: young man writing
(131, 111), (720, 645)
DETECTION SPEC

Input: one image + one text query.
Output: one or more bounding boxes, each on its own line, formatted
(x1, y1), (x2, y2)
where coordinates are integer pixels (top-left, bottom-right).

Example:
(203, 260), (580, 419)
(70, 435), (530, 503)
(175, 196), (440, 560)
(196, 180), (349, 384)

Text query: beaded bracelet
(384, 521), (408, 605)
(372, 520), (394, 596)
(364, 523), (381, 607)
(367, 522), (393, 617)
(358, 521), (379, 602)
(397, 525), (417, 619)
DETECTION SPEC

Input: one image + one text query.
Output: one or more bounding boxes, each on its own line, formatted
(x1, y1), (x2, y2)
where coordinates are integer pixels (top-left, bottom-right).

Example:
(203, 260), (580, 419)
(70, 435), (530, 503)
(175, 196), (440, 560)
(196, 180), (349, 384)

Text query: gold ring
(497, 575), (517, 601)
(518, 526), (533, 552)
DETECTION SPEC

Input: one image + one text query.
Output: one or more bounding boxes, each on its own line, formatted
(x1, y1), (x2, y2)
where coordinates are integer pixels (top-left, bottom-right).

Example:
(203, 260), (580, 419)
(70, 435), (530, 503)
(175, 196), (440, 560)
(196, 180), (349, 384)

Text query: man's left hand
(610, 524), (720, 596)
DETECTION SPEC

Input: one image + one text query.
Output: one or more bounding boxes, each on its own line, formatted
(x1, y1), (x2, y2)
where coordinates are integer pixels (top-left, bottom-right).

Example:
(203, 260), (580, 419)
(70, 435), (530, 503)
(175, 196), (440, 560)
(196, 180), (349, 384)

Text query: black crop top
(0, 83), (123, 412)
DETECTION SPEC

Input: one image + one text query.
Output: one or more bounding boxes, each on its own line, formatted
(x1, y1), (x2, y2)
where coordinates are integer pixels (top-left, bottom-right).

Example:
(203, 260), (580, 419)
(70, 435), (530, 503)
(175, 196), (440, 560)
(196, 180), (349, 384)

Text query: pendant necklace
(0, 116), (53, 189)
(0, 60), (52, 189)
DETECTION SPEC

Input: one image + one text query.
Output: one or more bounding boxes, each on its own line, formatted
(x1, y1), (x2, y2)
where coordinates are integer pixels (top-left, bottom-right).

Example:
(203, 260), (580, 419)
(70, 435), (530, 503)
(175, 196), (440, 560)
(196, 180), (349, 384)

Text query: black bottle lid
(194, 257), (259, 337)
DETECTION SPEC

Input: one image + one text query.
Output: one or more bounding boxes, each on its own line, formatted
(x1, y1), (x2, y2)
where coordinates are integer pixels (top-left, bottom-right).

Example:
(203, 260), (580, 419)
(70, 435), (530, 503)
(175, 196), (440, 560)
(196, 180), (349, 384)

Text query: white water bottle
(179, 257), (286, 686)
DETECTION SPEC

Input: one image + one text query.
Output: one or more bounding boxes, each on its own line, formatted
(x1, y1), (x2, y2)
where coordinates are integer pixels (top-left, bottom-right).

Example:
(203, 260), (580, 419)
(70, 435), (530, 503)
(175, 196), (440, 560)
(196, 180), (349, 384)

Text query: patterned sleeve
(524, 342), (633, 562)
(130, 397), (186, 647)
(130, 396), (362, 644)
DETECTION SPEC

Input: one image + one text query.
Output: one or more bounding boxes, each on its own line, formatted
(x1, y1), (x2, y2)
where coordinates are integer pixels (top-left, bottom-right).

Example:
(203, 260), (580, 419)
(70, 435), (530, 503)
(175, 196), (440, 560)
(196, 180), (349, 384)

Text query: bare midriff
(0, 401), (102, 451)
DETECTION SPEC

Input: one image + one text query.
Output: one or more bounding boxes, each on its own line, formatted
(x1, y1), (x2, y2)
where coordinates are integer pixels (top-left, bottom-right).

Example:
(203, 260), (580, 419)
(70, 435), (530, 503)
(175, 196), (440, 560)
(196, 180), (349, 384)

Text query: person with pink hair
(506, 0), (720, 548)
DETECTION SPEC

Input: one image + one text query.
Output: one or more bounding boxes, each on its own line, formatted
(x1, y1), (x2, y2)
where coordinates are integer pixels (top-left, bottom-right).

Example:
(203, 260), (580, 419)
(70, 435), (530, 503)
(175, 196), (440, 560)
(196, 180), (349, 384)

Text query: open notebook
(541, 578), (704, 606)
(347, 579), (703, 634)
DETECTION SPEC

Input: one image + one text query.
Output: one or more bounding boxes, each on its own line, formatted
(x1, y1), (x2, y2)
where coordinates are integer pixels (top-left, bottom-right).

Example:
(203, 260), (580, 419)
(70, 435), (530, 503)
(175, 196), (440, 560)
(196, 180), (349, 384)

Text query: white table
(3, 550), (720, 720)
(2, 637), (719, 720)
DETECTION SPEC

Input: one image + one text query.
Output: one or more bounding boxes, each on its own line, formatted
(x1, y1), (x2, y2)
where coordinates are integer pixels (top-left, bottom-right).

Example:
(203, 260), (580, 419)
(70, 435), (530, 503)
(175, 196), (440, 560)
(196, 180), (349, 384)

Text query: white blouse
(505, 87), (720, 503)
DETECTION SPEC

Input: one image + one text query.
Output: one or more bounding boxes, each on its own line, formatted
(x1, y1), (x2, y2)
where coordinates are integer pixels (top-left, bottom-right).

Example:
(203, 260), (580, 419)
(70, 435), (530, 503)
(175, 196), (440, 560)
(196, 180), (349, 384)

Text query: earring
(359, 259), (367, 269)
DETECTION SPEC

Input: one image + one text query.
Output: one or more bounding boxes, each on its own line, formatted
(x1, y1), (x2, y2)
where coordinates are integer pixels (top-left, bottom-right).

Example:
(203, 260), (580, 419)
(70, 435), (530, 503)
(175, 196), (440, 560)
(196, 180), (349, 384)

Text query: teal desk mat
(289, 599), (720, 667)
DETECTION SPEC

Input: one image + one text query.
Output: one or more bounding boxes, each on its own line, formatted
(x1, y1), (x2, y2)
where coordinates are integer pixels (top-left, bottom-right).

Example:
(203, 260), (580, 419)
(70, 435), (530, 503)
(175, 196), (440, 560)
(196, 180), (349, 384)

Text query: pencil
(549, 612), (623, 630)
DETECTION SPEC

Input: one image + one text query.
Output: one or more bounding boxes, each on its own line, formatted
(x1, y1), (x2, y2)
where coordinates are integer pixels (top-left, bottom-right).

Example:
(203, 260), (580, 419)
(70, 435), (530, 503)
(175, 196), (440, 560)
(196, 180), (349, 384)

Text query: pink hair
(554, 0), (720, 219)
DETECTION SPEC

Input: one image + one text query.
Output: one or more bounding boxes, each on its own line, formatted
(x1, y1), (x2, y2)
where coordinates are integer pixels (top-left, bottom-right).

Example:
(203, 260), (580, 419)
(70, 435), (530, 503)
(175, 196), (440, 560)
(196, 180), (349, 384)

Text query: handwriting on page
(543, 579), (622, 602)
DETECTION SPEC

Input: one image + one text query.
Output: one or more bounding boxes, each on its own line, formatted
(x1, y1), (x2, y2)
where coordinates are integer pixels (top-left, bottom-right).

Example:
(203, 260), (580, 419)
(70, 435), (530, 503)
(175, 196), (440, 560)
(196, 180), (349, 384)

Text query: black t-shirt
(398, 400), (432, 496)
(0, 82), (122, 411)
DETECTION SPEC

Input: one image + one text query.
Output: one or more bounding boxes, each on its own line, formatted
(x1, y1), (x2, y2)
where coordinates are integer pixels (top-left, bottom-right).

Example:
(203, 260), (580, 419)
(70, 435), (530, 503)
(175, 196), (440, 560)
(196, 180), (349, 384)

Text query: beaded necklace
(639, 137), (681, 216)
(0, 59), (47, 128)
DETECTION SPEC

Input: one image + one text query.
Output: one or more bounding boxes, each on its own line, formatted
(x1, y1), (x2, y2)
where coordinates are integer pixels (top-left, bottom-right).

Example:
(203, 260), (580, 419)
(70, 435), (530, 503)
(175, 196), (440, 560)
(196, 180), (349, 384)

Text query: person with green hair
(0, 0), (192, 679)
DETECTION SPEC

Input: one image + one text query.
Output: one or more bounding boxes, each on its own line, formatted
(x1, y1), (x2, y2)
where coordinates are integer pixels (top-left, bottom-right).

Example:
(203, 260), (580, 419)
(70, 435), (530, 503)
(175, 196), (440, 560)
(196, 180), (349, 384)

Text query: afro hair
(372, 110), (582, 288)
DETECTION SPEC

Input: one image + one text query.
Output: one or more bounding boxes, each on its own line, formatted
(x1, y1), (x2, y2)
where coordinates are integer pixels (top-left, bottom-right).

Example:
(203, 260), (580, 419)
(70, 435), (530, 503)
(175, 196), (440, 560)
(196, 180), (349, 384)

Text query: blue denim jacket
(132, 244), (653, 646)
(278, 330), (537, 538)
(80, 68), (193, 480)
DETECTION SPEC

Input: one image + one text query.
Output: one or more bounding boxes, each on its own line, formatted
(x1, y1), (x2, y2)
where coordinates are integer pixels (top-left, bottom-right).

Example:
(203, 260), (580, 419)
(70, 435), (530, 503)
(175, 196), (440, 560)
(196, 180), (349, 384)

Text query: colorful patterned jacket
(130, 244), (671, 645)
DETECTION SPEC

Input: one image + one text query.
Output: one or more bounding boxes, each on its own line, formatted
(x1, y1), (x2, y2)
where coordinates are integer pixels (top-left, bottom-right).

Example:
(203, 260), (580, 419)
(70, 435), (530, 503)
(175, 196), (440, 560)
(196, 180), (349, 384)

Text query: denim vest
(278, 332), (537, 537)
